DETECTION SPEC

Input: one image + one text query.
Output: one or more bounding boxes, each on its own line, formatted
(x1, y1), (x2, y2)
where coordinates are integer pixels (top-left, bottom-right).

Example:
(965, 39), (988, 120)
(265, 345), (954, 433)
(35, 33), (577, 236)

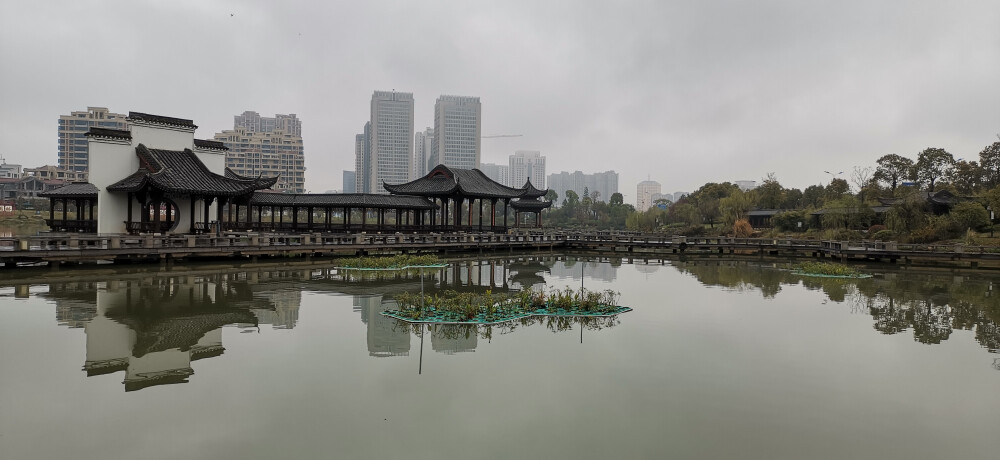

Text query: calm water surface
(0, 256), (997, 459)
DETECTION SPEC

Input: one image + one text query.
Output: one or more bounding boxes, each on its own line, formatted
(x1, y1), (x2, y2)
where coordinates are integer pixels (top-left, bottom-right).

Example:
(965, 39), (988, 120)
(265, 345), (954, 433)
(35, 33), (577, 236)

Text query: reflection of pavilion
(43, 275), (277, 391)
(507, 260), (550, 289)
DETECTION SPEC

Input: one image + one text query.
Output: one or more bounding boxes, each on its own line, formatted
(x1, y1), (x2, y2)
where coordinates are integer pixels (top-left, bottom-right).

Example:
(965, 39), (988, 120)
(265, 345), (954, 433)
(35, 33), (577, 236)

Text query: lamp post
(823, 170), (843, 182)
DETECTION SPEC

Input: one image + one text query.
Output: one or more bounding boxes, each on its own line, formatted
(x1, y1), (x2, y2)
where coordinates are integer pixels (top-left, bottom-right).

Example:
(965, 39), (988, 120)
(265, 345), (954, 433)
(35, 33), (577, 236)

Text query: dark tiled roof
(39, 182), (99, 198)
(510, 198), (553, 210)
(85, 127), (132, 140)
(518, 178), (548, 198)
(194, 139), (228, 150)
(106, 144), (268, 196)
(225, 168), (278, 189)
(384, 164), (528, 198)
(250, 192), (438, 210)
(128, 112), (197, 129)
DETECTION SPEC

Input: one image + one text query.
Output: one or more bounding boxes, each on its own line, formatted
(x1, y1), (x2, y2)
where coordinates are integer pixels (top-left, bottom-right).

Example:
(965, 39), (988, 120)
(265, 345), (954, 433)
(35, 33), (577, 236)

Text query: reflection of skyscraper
(431, 325), (477, 354)
(549, 260), (619, 282)
(356, 295), (410, 357)
(251, 290), (301, 329)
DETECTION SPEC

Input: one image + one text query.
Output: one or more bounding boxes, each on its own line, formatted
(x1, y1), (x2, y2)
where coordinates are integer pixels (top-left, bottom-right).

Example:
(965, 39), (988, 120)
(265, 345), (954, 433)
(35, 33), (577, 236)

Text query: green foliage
(820, 196), (874, 230)
(913, 147), (954, 192)
(950, 202), (990, 232)
(825, 178), (850, 199)
(802, 185), (826, 208)
(719, 189), (754, 226)
(874, 153), (915, 191)
(872, 229), (896, 241)
(885, 193), (928, 235)
(390, 286), (623, 323)
(772, 210), (807, 232)
(755, 173), (786, 209)
(979, 142), (1000, 189)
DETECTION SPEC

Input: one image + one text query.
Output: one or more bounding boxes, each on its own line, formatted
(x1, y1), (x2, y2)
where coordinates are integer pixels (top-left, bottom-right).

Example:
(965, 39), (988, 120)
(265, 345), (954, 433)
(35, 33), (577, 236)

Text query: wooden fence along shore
(1, 231), (998, 269)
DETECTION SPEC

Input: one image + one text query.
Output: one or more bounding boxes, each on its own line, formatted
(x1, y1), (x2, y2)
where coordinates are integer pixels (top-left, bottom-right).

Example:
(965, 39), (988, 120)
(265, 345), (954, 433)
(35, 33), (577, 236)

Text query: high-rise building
(431, 95), (481, 170)
(734, 180), (757, 191)
(343, 171), (356, 193)
(58, 107), (129, 174)
(479, 163), (511, 187)
(509, 150), (545, 189)
(546, 170), (619, 204)
(370, 91), (414, 194)
(413, 127), (433, 179)
(636, 180), (662, 211)
(355, 122), (371, 193)
(234, 111), (302, 137)
(213, 112), (306, 193)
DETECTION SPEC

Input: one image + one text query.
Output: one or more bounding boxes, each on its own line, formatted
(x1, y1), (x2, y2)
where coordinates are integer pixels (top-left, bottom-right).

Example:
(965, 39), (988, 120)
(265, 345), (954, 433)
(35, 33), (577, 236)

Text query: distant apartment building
(546, 170), (619, 204)
(0, 161), (22, 179)
(213, 112), (306, 193)
(413, 127), (433, 179)
(234, 111), (302, 137)
(343, 170), (356, 193)
(672, 191), (689, 203)
(480, 163), (511, 187)
(355, 122), (371, 193)
(509, 150), (545, 189)
(636, 180), (662, 211)
(431, 95), (481, 170)
(57, 107), (129, 174)
(370, 91), (414, 194)
(734, 180), (756, 191)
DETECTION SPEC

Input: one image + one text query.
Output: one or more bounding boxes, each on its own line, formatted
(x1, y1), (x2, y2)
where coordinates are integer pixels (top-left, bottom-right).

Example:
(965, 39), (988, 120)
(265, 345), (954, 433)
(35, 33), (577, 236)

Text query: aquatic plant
(336, 254), (443, 269)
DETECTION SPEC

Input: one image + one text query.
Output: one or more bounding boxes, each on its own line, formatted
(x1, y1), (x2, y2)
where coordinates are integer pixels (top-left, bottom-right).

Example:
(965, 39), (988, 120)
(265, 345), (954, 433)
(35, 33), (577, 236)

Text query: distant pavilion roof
(519, 178), (547, 199)
(249, 192), (438, 210)
(384, 164), (542, 199)
(107, 144), (268, 197)
(84, 127), (132, 140)
(39, 182), (99, 198)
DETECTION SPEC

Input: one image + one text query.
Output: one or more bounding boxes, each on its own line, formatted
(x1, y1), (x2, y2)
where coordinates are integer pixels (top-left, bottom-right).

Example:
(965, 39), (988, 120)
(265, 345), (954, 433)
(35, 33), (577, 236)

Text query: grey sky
(2, 0), (998, 203)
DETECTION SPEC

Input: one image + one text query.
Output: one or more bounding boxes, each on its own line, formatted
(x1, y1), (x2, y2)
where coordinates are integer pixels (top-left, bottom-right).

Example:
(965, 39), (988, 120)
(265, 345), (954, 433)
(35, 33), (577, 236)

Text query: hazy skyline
(2, 1), (998, 202)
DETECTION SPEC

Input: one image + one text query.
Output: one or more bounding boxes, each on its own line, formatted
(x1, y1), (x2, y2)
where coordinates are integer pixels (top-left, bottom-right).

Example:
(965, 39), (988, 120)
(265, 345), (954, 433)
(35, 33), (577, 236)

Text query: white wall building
(734, 180), (756, 191)
(413, 127), (433, 180)
(636, 180), (662, 211)
(431, 95), (481, 170)
(509, 150), (545, 189)
(370, 91), (414, 194)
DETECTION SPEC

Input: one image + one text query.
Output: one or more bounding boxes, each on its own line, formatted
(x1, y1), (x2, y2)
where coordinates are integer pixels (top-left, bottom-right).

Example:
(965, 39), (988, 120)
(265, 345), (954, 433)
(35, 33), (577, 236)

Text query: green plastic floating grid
(333, 264), (450, 271)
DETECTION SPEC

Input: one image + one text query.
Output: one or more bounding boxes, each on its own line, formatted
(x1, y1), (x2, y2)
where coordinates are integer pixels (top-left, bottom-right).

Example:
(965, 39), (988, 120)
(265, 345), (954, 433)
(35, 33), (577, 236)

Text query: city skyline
(4, 2), (1000, 205)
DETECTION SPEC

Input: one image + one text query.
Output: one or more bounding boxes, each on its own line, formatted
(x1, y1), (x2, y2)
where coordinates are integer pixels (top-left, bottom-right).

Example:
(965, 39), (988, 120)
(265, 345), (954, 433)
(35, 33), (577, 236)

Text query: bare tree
(851, 166), (874, 202)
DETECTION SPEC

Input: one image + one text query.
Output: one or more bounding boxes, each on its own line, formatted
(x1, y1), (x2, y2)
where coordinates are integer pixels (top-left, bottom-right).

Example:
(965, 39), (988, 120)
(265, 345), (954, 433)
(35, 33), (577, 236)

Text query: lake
(0, 255), (997, 459)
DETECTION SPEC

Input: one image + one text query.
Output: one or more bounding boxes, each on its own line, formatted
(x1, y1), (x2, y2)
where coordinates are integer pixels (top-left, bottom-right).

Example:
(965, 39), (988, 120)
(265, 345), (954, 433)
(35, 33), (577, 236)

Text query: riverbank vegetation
(794, 262), (866, 278)
(543, 140), (1000, 246)
(335, 254), (443, 269)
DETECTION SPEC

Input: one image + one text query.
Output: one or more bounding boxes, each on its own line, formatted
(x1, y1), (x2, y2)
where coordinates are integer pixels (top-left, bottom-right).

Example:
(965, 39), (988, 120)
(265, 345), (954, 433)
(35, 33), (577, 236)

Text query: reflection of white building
(251, 290), (301, 329)
(431, 326), (477, 354)
(549, 260), (618, 283)
(356, 295), (410, 357)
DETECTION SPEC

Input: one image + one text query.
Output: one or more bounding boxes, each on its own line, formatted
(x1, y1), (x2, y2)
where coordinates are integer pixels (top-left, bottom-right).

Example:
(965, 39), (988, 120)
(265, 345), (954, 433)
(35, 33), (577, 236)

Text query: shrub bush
(733, 218), (753, 238)
(871, 229), (896, 241)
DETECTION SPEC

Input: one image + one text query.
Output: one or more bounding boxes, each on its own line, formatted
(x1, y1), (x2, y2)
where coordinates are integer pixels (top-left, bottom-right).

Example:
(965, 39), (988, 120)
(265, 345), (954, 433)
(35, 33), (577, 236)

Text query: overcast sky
(2, 0), (998, 203)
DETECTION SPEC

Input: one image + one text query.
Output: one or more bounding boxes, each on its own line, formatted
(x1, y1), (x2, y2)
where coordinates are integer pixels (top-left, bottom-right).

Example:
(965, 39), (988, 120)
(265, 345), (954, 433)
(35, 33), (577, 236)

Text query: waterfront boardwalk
(1, 231), (999, 268)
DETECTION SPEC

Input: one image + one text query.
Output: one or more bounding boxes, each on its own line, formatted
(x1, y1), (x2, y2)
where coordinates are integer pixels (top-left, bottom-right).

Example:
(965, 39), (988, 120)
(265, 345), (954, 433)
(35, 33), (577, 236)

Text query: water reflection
(672, 259), (1000, 357)
(23, 256), (626, 389)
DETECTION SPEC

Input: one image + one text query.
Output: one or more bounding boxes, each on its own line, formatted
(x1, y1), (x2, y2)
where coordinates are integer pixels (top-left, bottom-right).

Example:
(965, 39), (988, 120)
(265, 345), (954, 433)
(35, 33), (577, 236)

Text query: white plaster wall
(128, 123), (194, 151)
(193, 149), (226, 174)
(89, 138), (138, 234)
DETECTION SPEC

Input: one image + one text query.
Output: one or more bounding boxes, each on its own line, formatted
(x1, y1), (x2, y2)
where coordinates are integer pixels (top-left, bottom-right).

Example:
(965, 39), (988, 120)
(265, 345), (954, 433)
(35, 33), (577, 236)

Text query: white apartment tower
(58, 107), (129, 174)
(636, 180), (662, 211)
(370, 91), (414, 193)
(431, 95), (481, 170)
(213, 111), (306, 193)
(413, 127), (433, 180)
(355, 122), (371, 193)
(509, 150), (545, 189)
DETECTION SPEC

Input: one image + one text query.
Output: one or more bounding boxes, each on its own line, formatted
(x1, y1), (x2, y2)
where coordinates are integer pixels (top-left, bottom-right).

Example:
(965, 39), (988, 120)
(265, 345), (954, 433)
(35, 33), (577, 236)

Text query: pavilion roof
(383, 164), (529, 199)
(107, 144), (267, 197)
(249, 192), (438, 210)
(225, 168), (279, 189)
(510, 197), (553, 210)
(39, 182), (99, 198)
(518, 178), (547, 198)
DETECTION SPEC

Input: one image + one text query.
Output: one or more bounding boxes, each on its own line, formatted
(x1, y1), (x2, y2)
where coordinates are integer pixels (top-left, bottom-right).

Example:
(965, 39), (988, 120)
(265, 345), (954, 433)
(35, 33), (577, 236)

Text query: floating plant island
(792, 261), (873, 279)
(382, 287), (632, 325)
(333, 254), (448, 271)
